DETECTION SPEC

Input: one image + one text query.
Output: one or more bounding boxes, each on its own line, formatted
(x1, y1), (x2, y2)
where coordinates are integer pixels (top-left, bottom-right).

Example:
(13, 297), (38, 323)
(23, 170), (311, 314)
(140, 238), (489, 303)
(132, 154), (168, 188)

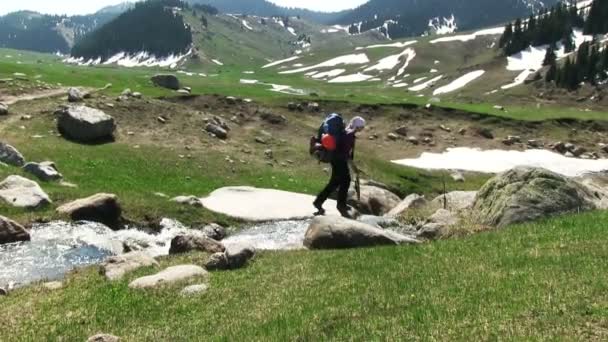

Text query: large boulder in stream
(57, 105), (115, 142)
(347, 184), (401, 216)
(0, 215), (30, 245)
(57, 193), (123, 230)
(169, 235), (225, 255)
(473, 167), (596, 228)
(304, 216), (419, 250)
(0, 175), (51, 209)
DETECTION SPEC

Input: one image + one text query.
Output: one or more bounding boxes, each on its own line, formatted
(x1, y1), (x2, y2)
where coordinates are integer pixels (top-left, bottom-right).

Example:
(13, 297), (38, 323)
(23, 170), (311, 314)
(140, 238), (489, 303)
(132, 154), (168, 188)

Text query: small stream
(0, 219), (312, 288)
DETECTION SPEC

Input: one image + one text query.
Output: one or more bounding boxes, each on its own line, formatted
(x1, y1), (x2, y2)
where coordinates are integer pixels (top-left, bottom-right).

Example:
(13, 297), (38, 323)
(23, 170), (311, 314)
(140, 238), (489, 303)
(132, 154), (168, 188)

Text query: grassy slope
(2, 210), (608, 340)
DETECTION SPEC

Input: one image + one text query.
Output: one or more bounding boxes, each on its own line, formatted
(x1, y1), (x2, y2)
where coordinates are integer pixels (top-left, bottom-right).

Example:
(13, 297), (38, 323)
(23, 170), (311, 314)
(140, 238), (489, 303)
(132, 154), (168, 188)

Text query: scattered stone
(473, 167), (596, 227)
(129, 265), (208, 289)
(255, 137), (268, 144)
(181, 284), (209, 296)
(0, 175), (51, 209)
(57, 106), (115, 142)
(20, 115), (32, 120)
(474, 127), (494, 139)
(225, 96), (237, 105)
(0, 102), (8, 115)
(57, 193), (122, 230)
(131, 92), (142, 99)
(201, 223), (227, 241)
(395, 126), (408, 136)
(423, 137), (433, 144)
(527, 139), (543, 148)
(121, 89), (132, 97)
(42, 281), (63, 290)
(0, 142), (25, 166)
(387, 133), (399, 141)
(205, 245), (256, 270)
(205, 123), (228, 139)
(287, 102), (297, 111)
(177, 89), (190, 95)
(157, 116), (167, 124)
(439, 124), (451, 132)
(458, 128), (467, 135)
(502, 135), (521, 145)
(432, 191), (477, 211)
(493, 105), (505, 111)
(169, 235), (225, 255)
(407, 136), (419, 145)
(151, 74), (180, 90)
(572, 146), (587, 157)
(386, 194), (427, 217)
(347, 184), (401, 216)
(23, 161), (62, 181)
(304, 216), (419, 249)
(0, 215), (30, 245)
(307, 102), (320, 112)
(87, 334), (121, 342)
(171, 195), (202, 207)
(67, 87), (84, 103)
(260, 112), (287, 125)
(264, 149), (273, 159)
(101, 251), (159, 281)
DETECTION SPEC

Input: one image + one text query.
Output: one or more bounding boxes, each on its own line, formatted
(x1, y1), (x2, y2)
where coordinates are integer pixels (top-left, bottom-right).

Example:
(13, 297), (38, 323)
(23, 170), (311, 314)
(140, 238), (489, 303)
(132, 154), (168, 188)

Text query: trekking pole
(442, 172), (447, 210)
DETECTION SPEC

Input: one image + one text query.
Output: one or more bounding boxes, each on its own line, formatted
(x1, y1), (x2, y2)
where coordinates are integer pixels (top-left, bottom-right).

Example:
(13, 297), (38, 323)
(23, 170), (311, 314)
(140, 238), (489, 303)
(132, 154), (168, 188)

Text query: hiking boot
(313, 201), (325, 216)
(337, 204), (352, 219)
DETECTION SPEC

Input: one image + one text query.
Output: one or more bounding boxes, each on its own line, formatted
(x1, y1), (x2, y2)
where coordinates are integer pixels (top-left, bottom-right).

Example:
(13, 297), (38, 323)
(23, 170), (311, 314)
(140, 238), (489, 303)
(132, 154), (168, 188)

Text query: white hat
(349, 116), (366, 130)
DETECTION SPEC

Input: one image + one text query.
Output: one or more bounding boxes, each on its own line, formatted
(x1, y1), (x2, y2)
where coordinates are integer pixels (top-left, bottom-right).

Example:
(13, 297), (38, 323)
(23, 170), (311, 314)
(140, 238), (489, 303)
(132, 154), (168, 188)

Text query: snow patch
(409, 75), (444, 91)
(356, 40), (417, 50)
(65, 50), (190, 69)
(393, 147), (608, 177)
(311, 69), (346, 79)
(280, 53), (370, 74)
(240, 79), (259, 84)
(328, 73), (374, 83)
(287, 27), (297, 36)
(430, 27), (504, 44)
(262, 56), (299, 68)
(364, 48), (416, 76)
(242, 20), (253, 30)
(501, 69), (533, 89)
(428, 15), (457, 35)
(212, 59), (224, 66)
(433, 70), (485, 95)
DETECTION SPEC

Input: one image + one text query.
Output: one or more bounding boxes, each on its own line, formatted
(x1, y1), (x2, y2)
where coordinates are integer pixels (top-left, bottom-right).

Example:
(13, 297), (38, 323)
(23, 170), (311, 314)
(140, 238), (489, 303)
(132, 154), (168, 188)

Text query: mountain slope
(336, 0), (562, 39)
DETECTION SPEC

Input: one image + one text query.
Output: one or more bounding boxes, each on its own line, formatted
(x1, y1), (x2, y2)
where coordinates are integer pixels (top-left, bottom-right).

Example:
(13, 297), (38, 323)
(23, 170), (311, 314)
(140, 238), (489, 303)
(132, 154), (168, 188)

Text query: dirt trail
(1, 88), (68, 105)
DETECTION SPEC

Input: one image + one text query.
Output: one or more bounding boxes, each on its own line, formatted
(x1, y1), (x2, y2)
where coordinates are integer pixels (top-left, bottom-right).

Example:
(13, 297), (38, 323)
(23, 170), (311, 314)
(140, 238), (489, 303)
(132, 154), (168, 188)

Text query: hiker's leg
(336, 160), (351, 209)
(315, 161), (341, 206)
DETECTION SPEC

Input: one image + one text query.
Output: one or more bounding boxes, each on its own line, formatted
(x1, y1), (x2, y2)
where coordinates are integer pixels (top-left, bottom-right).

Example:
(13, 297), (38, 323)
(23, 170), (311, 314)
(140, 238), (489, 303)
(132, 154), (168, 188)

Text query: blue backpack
(310, 113), (345, 163)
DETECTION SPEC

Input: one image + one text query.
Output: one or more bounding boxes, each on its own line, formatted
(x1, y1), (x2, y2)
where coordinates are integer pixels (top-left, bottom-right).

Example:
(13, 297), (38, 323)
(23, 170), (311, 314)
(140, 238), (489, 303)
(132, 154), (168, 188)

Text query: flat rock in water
(57, 106), (115, 142)
(200, 186), (340, 221)
(304, 216), (419, 250)
(0, 215), (30, 245)
(169, 235), (225, 255)
(57, 193), (122, 230)
(474, 167), (596, 227)
(0, 175), (51, 209)
(0, 142), (25, 166)
(129, 265), (208, 289)
(101, 251), (159, 281)
(23, 161), (63, 181)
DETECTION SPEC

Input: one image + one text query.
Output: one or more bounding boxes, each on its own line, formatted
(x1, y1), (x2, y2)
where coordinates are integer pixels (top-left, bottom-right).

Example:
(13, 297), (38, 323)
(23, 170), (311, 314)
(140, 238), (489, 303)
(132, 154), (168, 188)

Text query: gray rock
(205, 123), (227, 139)
(347, 184), (401, 216)
(225, 96), (237, 105)
(171, 195), (202, 207)
(264, 149), (273, 159)
(201, 223), (227, 241)
(0, 102), (8, 115)
(131, 92), (142, 99)
(204, 245), (256, 270)
(57, 193), (122, 230)
(527, 139), (544, 148)
(151, 74), (180, 90)
(287, 102), (297, 110)
(260, 112), (286, 125)
(474, 127), (494, 139)
(502, 135), (521, 145)
(395, 126), (408, 136)
(129, 265), (208, 289)
(304, 216), (419, 250)
(575, 172), (608, 209)
(431, 191), (477, 211)
(101, 251), (159, 281)
(0, 142), (25, 166)
(0, 287), (7, 296)
(451, 171), (465, 182)
(0, 175), (51, 209)
(177, 89), (190, 95)
(121, 88), (133, 97)
(169, 235), (225, 255)
(407, 136), (419, 145)
(23, 161), (62, 181)
(387, 133), (399, 141)
(0, 215), (30, 245)
(181, 284), (209, 296)
(57, 106), (115, 142)
(473, 167), (596, 227)
(67, 87), (83, 103)
(87, 334), (121, 342)
(357, 215), (401, 229)
(307, 102), (320, 112)
(386, 194), (427, 217)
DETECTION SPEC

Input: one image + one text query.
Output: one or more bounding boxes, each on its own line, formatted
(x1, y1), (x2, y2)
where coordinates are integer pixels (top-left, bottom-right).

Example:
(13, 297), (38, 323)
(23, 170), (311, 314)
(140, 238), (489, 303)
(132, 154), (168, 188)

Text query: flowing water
(0, 219), (312, 288)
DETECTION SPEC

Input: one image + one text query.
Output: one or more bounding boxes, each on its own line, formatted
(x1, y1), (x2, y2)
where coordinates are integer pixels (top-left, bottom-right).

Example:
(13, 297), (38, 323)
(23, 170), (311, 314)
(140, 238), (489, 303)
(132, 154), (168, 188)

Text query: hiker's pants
(316, 159), (351, 207)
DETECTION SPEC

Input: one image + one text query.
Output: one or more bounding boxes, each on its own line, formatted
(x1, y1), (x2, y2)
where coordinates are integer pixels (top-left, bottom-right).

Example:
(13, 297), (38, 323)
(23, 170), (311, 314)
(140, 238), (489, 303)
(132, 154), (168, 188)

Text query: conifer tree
(543, 44), (557, 66)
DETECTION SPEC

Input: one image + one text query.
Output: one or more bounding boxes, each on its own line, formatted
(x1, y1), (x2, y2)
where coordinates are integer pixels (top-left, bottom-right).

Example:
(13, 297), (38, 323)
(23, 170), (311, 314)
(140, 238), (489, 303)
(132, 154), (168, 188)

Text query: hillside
(0, 6), (127, 53)
(335, 0), (562, 39)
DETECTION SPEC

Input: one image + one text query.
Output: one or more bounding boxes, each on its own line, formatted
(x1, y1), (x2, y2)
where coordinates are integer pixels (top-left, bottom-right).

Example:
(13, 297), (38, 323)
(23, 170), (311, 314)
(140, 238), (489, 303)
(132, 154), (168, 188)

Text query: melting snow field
(328, 73), (374, 83)
(428, 15), (458, 35)
(430, 27), (504, 44)
(364, 48), (416, 76)
(393, 147), (608, 177)
(65, 50), (191, 69)
(262, 56), (300, 68)
(409, 75), (443, 91)
(433, 70), (485, 95)
(501, 69), (533, 89)
(311, 69), (346, 79)
(279, 53), (370, 74)
(356, 40), (417, 50)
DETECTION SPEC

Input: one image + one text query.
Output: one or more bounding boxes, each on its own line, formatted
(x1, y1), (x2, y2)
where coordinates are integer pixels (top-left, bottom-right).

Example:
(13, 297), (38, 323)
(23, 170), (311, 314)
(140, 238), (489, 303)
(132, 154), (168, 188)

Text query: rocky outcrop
(0, 215), (30, 245)
(23, 161), (63, 181)
(57, 106), (115, 142)
(151, 74), (180, 90)
(386, 194), (427, 217)
(348, 184), (401, 216)
(304, 216), (419, 250)
(473, 167), (596, 227)
(101, 251), (159, 281)
(129, 265), (208, 289)
(0, 142), (25, 166)
(169, 235), (225, 255)
(57, 193), (122, 230)
(431, 191), (477, 211)
(67, 87), (84, 102)
(204, 245), (256, 271)
(0, 175), (51, 209)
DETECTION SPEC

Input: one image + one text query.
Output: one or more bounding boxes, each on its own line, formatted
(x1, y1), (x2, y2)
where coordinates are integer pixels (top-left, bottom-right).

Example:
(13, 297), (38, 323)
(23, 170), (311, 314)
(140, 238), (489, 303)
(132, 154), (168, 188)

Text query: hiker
(313, 116), (366, 217)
